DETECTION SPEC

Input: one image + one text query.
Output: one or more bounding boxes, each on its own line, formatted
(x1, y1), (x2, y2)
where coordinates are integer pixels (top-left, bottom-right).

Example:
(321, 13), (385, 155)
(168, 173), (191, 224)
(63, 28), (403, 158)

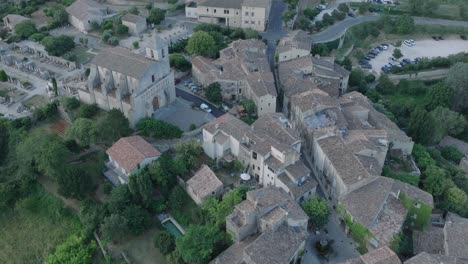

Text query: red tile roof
(106, 136), (160, 173)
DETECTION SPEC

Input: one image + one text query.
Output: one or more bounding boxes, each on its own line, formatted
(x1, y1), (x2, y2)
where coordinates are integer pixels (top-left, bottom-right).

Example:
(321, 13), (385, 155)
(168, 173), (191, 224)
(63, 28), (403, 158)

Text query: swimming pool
(162, 218), (184, 238)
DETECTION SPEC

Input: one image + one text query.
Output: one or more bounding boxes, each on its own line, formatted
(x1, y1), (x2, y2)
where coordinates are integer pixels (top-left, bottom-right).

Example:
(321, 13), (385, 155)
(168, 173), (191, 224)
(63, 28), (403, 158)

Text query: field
(0, 188), (82, 263)
(70, 46), (96, 65)
(396, 0), (468, 21)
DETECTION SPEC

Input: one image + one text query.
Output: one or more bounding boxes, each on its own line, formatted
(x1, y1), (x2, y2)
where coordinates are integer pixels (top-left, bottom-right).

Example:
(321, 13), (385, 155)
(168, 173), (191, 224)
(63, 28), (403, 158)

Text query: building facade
(189, 0), (272, 32)
(121, 13), (147, 36)
(66, 0), (114, 33)
(78, 37), (175, 126)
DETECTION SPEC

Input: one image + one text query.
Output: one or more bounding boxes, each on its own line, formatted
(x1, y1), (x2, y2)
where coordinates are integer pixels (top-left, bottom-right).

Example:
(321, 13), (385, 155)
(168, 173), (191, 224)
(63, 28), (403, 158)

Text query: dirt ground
(369, 37), (468, 75)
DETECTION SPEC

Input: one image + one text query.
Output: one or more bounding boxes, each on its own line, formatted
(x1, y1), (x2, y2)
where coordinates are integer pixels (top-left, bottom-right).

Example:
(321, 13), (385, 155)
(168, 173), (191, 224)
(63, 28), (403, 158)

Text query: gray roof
(243, 224), (308, 264)
(444, 213), (468, 259)
(277, 30), (312, 54)
(66, 0), (104, 21)
(439, 136), (468, 155)
(122, 13), (146, 24)
(404, 252), (460, 264)
(92, 47), (154, 79)
(285, 160), (311, 181)
(413, 226), (445, 255)
(344, 246), (401, 264)
(277, 173), (317, 198)
(199, 0), (242, 9)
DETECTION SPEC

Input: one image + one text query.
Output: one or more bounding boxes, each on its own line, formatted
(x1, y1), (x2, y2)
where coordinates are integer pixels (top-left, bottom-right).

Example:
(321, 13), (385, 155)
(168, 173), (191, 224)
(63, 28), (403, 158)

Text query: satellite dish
(240, 173), (251, 181)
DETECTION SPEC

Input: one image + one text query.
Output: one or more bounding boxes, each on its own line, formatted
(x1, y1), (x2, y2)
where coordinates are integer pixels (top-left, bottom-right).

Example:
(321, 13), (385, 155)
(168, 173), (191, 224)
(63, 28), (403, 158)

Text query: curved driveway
(311, 15), (468, 43)
(175, 88), (225, 117)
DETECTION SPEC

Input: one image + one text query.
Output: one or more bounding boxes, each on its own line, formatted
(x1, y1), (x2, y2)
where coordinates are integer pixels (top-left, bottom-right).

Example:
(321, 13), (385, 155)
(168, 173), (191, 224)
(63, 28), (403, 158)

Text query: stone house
(212, 187), (309, 264)
(186, 164), (224, 205)
(277, 30), (312, 63)
(202, 113), (317, 202)
(343, 246), (401, 264)
(192, 39), (276, 116)
(105, 136), (161, 184)
(66, 0), (114, 33)
(194, 0), (272, 32)
(2, 14), (32, 32)
(404, 252), (464, 264)
(121, 13), (146, 36)
(278, 55), (350, 117)
(77, 36), (175, 126)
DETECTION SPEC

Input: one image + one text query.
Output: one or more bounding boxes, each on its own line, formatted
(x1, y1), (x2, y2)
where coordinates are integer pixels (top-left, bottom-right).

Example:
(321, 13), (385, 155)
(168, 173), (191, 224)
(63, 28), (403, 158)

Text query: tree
(128, 169), (154, 207)
(14, 20), (37, 39)
(121, 204), (151, 235)
(169, 186), (186, 209)
(446, 63), (468, 111)
(408, 107), (437, 144)
(76, 103), (98, 118)
(45, 235), (96, 264)
(176, 225), (225, 264)
(148, 155), (181, 188)
(154, 231), (175, 255)
(338, 3), (349, 13)
(169, 53), (191, 72)
(301, 197), (330, 228)
(423, 165), (448, 197)
(96, 109), (132, 144)
(322, 13), (335, 26)
(57, 167), (94, 199)
(148, 8), (165, 25)
(0, 70), (8, 82)
(41, 35), (75, 56)
(205, 82), (222, 104)
(107, 184), (133, 214)
(46, 5), (68, 28)
(445, 187), (468, 215)
(115, 24), (128, 36)
(349, 69), (365, 87)
(202, 187), (246, 228)
(412, 144), (436, 171)
(430, 107), (467, 140)
(101, 214), (129, 242)
(128, 6), (139, 15)
(66, 118), (98, 147)
(303, 8), (320, 20)
(426, 83), (452, 111)
(239, 99), (256, 115)
(175, 139), (203, 171)
(440, 146), (464, 164)
(376, 75), (395, 94)
(331, 10), (346, 21)
(395, 15), (415, 35)
(136, 117), (182, 139)
(186, 31), (217, 58)
(393, 48), (403, 59)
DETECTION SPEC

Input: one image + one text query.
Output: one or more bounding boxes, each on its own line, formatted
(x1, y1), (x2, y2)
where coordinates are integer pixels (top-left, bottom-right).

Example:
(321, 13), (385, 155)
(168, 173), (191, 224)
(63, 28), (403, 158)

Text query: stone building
(277, 30), (312, 63)
(121, 13), (146, 36)
(191, 0), (272, 32)
(202, 113), (317, 202)
(66, 0), (114, 33)
(2, 14), (32, 32)
(186, 164), (224, 205)
(278, 55), (350, 117)
(77, 36), (175, 126)
(211, 187), (309, 264)
(192, 39), (276, 116)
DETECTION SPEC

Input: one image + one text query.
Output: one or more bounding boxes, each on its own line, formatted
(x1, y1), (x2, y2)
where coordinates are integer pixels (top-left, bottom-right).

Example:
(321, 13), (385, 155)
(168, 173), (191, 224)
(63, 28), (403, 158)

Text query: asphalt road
(175, 88), (225, 117)
(311, 15), (468, 43)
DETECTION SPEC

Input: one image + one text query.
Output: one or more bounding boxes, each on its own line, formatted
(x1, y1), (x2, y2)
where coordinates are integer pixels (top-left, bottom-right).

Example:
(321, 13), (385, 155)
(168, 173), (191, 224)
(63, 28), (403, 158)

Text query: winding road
(311, 15), (468, 43)
(175, 88), (225, 118)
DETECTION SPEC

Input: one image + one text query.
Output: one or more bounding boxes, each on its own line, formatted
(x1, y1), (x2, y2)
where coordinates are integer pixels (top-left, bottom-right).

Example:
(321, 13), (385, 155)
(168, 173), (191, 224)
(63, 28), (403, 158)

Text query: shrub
(136, 117), (183, 139)
(440, 146), (464, 164)
(205, 82), (222, 104)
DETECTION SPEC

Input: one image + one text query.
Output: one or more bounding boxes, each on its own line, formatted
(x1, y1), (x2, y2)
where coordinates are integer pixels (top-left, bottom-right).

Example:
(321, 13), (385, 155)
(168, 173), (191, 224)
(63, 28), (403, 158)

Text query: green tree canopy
(101, 214), (129, 242)
(408, 107), (437, 144)
(393, 48), (403, 59)
(202, 187), (247, 228)
(205, 82), (222, 104)
(169, 53), (191, 72)
(430, 107), (467, 140)
(445, 187), (468, 216)
(175, 139), (203, 171)
(301, 197), (330, 228)
(66, 118), (97, 147)
(57, 166), (94, 199)
(45, 235), (96, 264)
(446, 63), (468, 111)
(148, 8), (165, 25)
(154, 231), (175, 255)
(423, 165), (449, 197)
(128, 169), (154, 207)
(426, 83), (452, 111)
(15, 20), (37, 39)
(0, 70), (8, 82)
(176, 225), (225, 264)
(96, 109), (132, 144)
(136, 117), (182, 139)
(186, 31), (217, 58)
(41, 35), (75, 56)
(395, 15), (415, 34)
(121, 204), (151, 235)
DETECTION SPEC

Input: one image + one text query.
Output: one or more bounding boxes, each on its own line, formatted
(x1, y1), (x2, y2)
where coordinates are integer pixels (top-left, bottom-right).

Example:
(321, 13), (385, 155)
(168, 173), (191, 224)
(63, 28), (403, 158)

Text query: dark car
(432, 36), (439, 41)
(361, 64), (372, 69)
(461, 35), (467, 40)
(394, 1), (401, 5)
(359, 60), (369, 65)
(367, 53), (376, 58)
(381, 66), (391, 73)
(348, 12), (356, 17)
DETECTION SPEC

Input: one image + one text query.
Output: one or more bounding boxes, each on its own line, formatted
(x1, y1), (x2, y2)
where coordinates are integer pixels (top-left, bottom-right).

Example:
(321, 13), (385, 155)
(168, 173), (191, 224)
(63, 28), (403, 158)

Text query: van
(200, 103), (212, 113)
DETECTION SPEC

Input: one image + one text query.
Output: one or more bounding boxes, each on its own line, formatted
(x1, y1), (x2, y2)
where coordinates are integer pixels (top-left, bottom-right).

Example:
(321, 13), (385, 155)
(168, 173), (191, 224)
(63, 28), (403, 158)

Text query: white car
(404, 40), (413, 47)
(200, 103), (212, 113)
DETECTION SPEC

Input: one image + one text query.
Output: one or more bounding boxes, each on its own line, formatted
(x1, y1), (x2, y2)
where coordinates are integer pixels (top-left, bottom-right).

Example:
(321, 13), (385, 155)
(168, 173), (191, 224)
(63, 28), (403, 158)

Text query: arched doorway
(152, 97), (160, 111)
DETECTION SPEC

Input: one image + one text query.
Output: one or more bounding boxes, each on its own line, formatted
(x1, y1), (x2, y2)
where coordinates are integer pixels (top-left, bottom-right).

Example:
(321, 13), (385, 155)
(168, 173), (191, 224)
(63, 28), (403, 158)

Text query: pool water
(162, 220), (184, 238)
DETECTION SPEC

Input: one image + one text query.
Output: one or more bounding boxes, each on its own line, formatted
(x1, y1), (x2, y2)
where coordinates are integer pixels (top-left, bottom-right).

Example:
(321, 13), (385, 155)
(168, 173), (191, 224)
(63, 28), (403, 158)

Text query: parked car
(432, 36), (439, 41)
(367, 54), (376, 59)
(360, 59), (370, 65)
(404, 40), (413, 47)
(380, 44), (389, 50)
(381, 66), (391, 73)
(184, 80), (193, 86)
(394, 1), (400, 5)
(461, 35), (467, 40)
(348, 12), (356, 17)
(388, 57), (397, 62)
(221, 103), (229, 111)
(361, 64), (372, 69)
(200, 103), (212, 113)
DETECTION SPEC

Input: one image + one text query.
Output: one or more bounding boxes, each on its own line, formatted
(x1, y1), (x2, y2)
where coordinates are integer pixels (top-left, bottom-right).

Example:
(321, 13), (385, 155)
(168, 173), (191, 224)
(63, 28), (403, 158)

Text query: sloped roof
(106, 136), (160, 173)
(355, 246), (401, 264)
(66, 0), (104, 21)
(187, 164), (223, 199)
(92, 47), (154, 79)
(404, 252), (459, 264)
(3, 14), (31, 28)
(122, 13), (146, 24)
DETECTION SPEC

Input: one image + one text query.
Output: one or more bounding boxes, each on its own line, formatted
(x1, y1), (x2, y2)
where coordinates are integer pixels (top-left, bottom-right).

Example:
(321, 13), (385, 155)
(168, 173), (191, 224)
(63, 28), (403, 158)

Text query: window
(206, 8), (209, 12)
(224, 9), (229, 14)
(251, 20), (255, 24)
(268, 166), (274, 173)
(257, 166), (260, 170)
(236, 11), (238, 15)
(245, 11), (249, 16)
(252, 152), (257, 160)
(239, 88), (242, 93)
(151, 75), (155, 82)
(161, 48), (165, 58)
(244, 20), (248, 24)
(251, 12), (254, 16)
(214, 9), (217, 13)
(150, 49), (154, 59)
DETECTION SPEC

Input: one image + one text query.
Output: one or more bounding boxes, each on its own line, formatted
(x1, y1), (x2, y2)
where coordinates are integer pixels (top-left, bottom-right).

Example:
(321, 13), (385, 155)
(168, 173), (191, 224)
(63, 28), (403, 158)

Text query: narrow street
(175, 88), (225, 117)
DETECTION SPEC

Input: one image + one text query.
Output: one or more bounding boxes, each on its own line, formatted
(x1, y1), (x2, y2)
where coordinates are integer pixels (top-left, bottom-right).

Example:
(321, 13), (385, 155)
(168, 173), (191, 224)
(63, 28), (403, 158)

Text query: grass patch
(69, 46), (96, 64)
(383, 166), (420, 186)
(22, 94), (48, 109)
(0, 187), (82, 263)
(400, 193), (432, 231)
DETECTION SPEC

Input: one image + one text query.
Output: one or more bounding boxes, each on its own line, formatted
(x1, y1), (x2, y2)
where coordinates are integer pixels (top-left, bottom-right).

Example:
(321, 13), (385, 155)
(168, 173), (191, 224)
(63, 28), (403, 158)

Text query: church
(77, 36), (175, 126)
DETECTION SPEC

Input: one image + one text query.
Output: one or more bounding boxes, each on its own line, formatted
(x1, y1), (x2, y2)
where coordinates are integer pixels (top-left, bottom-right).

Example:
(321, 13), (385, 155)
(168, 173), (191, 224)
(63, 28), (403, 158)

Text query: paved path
(388, 68), (450, 83)
(175, 88), (225, 117)
(311, 15), (468, 43)
(262, 0), (288, 68)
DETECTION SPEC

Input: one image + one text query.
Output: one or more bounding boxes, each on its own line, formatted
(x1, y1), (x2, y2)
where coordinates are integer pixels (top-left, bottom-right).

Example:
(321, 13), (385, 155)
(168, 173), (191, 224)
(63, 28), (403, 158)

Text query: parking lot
(366, 37), (468, 75)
